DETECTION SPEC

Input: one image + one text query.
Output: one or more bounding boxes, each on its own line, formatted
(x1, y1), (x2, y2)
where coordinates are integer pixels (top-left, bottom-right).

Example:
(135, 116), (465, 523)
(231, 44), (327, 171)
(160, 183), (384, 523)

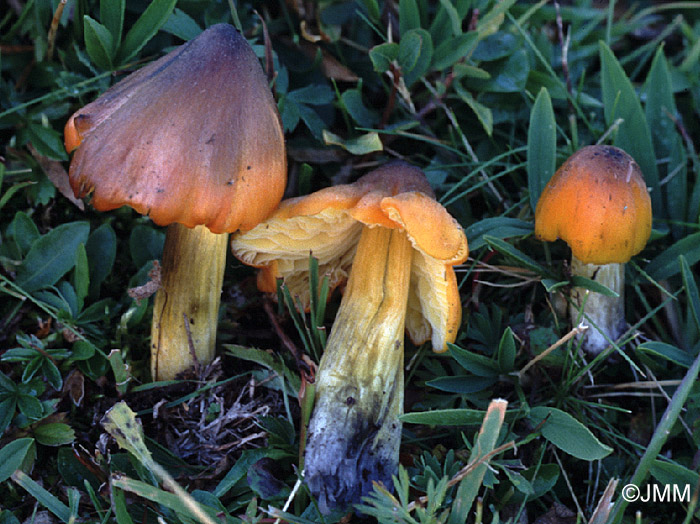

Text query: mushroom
(231, 162), (468, 512)
(534, 145), (652, 354)
(64, 24), (286, 380)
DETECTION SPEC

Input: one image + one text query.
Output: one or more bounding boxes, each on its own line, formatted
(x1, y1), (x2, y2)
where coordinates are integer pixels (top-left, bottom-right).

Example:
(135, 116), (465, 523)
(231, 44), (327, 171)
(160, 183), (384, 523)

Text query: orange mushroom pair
(231, 162), (468, 512)
(65, 24), (286, 379)
(535, 145), (652, 353)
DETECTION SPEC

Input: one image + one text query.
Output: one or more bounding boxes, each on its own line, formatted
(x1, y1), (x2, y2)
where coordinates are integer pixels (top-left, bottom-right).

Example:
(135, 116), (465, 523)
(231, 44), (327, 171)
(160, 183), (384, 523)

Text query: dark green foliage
(2, 0), (700, 522)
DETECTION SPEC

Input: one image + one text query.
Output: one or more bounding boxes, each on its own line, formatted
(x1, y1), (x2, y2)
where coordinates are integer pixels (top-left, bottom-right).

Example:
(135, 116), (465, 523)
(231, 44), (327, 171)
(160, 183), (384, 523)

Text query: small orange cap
(535, 145), (652, 265)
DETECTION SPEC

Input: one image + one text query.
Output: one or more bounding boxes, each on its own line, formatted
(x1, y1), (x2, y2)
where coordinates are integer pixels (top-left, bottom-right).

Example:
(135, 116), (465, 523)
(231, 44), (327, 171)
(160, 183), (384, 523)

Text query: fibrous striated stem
(305, 226), (413, 514)
(151, 223), (227, 380)
(570, 256), (625, 354)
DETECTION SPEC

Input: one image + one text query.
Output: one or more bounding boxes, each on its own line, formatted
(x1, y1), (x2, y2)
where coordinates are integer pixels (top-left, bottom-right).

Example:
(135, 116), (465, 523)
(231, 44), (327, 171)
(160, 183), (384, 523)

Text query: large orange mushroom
(65, 24), (286, 379)
(231, 162), (468, 512)
(535, 145), (652, 354)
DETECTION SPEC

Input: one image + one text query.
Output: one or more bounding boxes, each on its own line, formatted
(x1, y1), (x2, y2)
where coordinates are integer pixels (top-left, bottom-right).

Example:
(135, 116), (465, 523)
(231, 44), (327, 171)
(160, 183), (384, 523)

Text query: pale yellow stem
(570, 256), (625, 354)
(305, 226), (413, 514)
(150, 223), (227, 380)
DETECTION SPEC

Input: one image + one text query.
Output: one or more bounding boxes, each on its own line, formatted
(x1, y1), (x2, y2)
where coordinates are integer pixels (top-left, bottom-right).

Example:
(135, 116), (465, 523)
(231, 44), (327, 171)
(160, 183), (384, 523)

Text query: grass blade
(527, 87), (556, 212)
(448, 399), (508, 523)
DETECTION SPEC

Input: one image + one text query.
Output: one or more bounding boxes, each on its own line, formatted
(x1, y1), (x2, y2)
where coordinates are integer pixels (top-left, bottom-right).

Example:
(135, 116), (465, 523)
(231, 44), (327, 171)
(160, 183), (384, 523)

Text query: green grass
(2, 0), (700, 522)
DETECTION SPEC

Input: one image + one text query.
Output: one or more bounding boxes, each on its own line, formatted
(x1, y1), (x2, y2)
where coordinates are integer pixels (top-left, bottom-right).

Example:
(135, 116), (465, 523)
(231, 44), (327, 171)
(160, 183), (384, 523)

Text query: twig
(553, 448), (585, 519)
(519, 323), (588, 376)
(405, 441), (515, 512)
(47, 0), (67, 61)
(271, 471), (305, 524)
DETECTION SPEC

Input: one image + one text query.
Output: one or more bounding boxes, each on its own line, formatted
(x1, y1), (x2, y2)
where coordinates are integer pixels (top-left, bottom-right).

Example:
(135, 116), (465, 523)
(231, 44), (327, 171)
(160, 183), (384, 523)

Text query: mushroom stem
(305, 226), (413, 514)
(569, 256), (625, 354)
(151, 223), (227, 380)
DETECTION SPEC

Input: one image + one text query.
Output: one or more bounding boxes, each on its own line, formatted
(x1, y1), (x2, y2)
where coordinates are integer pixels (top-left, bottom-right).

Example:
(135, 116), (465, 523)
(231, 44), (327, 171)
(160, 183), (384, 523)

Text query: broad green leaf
(527, 87), (556, 211)
(117, 0), (177, 64)
(288, 84), (334, 105)
(646, 232), (700, 280)
(323, 130), (383, 155)
(398, 28), (433, 86)
(464, 217), (533, 251)
(83, 16), (114, 70)
(161, 8), (202, 40)
(637, 341), (695, 368)
(649, 460), (700, 489)
(472, 32), (518, 62)
(448, 343), (500, 376)
(437, 0), (462, 36)
(369, 42), (399, 73)
(530, 406), (613, 460)
(100, 0), (124, 50)
(432, 32), (478, 71)
(34, 423), (75, 447)
(25, 124), (67, 161)
(477, 48), (529, 93)
(426, 375), (497, 394)
(430, 0), (472, 46)
(6, 211), (40, 258)
(399, 0), (421, 36)
(0, 398), (15, 435)
(340, 87), (379, 127)
(214, 448), (288, 497)
(599, 41), (661, 214)
(476, 0), (517, 38)
(519, 464), (560, 501)
(449, 399), (508, 523)
(0, 438), (34, 482)
(502, 468), (534, 495)
(401, 408), (489, 426)
(297, 104), (329, 140)
(17, 394), (43, 420)
(15, 222), (90, 293)
(129, 225), (164, 268)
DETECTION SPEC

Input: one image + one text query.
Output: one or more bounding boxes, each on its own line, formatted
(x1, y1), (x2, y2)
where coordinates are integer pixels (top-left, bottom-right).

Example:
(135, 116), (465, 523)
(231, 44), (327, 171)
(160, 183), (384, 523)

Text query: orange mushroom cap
(65, 24), (286, 234)
(231, 162), (469, 351)
(534, 145), (652, 265)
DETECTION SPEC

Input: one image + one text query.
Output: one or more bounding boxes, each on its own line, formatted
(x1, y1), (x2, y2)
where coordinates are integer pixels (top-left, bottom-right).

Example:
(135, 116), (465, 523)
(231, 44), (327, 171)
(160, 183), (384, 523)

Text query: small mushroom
(535, 145), (652, 354)
(65, 24), (286, 379)
(231, 162), (468, 512)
